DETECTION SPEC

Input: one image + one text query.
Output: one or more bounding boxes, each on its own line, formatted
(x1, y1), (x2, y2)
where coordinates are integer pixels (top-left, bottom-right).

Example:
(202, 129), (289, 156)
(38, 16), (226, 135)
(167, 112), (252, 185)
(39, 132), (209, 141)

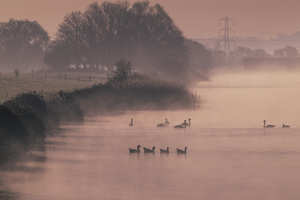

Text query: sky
(1, 0), (300, 39)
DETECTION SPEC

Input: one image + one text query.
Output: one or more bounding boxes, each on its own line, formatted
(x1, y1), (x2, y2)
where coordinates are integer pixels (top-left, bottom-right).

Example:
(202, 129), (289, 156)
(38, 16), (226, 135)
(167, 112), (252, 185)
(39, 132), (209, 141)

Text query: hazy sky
(1, 0), (300, 39)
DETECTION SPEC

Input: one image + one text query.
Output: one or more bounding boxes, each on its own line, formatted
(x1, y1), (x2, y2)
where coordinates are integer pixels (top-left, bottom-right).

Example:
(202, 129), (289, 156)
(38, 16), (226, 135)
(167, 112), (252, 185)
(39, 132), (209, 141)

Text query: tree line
(0, 1), (298, 81)
(0, 1), (199, 81)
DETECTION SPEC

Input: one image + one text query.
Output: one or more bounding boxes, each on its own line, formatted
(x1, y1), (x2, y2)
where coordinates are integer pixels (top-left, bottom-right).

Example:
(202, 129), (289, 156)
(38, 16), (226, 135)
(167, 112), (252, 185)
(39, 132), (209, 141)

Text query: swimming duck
(182, 118), (191, 126)
(282, 124), (290, 128)
(157, 123), (167, 127)
(160, 147), (169, 153)
(263, 120), (275, 128)
(176, 147), (187, 154)
(129, 145), (141, 153)
(165, 118), (170, 125)
(143, 146), (155, 153)
(174, 121), (186, 128)
(129, 118), (133, 126)
(157, 118), (170, 127)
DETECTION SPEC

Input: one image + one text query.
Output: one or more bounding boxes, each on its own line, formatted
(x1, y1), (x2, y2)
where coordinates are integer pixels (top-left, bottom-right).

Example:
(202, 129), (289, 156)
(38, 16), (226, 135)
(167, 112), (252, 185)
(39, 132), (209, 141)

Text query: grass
(0, 72), (107, 103)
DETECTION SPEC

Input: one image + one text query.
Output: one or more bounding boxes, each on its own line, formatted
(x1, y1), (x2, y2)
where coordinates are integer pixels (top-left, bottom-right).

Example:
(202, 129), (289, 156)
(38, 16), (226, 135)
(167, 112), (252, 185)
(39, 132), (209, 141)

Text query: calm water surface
(1, 73), (300, 200)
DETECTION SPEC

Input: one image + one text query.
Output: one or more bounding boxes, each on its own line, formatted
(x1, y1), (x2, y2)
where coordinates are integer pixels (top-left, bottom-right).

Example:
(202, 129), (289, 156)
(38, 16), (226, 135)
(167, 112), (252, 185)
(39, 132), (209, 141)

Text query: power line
(219, 16), (235, 54)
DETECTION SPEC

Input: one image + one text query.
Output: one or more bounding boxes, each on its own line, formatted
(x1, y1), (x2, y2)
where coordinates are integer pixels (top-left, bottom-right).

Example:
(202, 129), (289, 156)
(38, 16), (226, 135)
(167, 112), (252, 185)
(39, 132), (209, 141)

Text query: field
(0, 72), (107, 103)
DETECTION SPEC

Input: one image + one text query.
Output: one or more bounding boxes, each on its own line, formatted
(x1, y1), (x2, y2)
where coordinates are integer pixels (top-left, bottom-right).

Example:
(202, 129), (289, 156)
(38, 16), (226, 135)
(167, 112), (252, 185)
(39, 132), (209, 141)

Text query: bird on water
(129, 118), (133, 126)
(129, 145), (141, 153)
(182, 118), (191, 126)
(143, 146), (155, 153)
(263, 120), (275, 128)
(282, 124), (290, 128)
(160, 147), (169, 154)
(176, 147), (187, 154)
(174, 120), (186, 128)
(157, 118), (170, 127)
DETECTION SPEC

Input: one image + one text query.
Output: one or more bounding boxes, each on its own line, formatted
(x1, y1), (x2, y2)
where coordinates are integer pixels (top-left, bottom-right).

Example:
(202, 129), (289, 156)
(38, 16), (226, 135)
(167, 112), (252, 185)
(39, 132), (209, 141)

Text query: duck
(165, 118), (170, 125)
(157, 123), (167, 127)
(160, 147), (169, 154)
(129, 118), (133, 126)
(143, 146), (155, 153)
(177, 146), (187, 154)
(129, 145), (141, 153)
(182, 118), (191, 126)
(174, 121), (186, 128)
(157, 118), (170, 127)
(263, 120), (275, 128)
(282, 124), (290, 128)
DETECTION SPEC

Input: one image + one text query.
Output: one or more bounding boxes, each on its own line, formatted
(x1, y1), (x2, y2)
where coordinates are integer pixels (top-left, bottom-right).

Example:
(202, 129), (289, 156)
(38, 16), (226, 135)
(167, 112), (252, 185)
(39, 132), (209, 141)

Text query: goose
(174, 121), (186, 128)
(157, 123), (166, 127)
(165, 118), (170, 125)
(177, 147), (187, 154)
(129, 118), (133, 126)
(182, 118), (191, 126)
(263, 120), (275, 128)
(157, 118), (170, 127)
(129, 145), (141, 153)
(282, 124), (290, 128)
(160, 147), (169, 153)
(143, 146), (155, 153)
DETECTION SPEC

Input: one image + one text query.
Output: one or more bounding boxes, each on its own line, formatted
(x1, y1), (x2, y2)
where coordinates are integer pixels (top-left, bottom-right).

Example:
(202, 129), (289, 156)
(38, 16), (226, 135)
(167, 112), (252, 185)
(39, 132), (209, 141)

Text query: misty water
(1, 72), (300, 200)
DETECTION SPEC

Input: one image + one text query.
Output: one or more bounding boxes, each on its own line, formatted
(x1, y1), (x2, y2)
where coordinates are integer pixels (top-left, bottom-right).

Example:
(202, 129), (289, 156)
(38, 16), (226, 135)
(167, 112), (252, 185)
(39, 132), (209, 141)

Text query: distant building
(243, 57), (300, 71)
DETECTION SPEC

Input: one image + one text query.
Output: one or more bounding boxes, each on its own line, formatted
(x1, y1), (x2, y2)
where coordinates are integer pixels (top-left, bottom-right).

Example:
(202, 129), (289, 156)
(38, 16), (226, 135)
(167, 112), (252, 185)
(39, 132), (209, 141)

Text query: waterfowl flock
(129, 145), (187, 154)
(129, 118), (291, 129)
(263, 120), (291, 128)
(127, 119), (293, 155)
(129, 117), (191, 128)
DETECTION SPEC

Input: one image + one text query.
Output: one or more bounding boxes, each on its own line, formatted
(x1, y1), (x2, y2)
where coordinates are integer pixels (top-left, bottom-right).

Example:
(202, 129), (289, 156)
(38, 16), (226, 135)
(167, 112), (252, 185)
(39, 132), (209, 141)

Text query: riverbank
(0, 72), (199, 165)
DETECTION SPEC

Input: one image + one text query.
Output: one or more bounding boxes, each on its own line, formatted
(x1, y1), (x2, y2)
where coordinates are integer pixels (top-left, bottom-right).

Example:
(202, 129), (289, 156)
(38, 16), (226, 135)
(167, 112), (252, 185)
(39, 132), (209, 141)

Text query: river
(1, 72), (300, 200)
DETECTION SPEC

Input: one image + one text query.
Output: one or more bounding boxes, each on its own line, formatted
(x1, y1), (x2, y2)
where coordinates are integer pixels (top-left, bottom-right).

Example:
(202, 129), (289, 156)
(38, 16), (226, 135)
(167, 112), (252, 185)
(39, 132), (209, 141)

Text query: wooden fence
(0, 71), (109, 84)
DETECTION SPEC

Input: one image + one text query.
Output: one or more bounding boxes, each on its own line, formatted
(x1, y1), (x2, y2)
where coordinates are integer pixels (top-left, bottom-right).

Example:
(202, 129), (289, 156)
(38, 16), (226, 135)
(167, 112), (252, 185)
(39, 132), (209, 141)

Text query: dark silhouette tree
(0, 19), (49, 71)
(46, 1), (191, 81)
(111, 58), (132, 82)
(44, 41), (73, 71)
(55, 11), (86, 69)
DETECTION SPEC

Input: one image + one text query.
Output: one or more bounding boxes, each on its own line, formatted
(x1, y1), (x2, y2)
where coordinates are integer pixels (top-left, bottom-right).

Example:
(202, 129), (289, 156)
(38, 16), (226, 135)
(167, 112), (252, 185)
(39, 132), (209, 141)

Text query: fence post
(89, 76), (91, 82)
(65, 74), (67, 80)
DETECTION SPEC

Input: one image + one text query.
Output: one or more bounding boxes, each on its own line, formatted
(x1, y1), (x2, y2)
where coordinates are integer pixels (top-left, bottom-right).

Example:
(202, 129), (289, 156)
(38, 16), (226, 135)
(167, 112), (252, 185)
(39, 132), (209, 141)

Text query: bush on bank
(0, 70), (199, 164)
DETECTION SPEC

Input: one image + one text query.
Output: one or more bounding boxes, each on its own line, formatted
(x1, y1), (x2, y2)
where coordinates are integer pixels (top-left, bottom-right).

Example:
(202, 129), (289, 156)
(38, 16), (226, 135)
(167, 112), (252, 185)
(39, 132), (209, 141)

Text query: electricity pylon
(219, 16), (235, 55)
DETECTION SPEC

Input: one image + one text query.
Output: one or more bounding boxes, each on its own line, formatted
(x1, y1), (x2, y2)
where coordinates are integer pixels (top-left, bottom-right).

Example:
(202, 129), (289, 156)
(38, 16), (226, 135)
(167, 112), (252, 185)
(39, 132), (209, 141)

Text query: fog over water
(1, 72), (300, 200)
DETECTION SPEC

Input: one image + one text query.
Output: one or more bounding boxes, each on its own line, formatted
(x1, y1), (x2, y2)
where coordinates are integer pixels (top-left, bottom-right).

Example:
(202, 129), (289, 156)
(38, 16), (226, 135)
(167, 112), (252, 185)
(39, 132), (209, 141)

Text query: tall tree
(55, 11), (86, 69)
(46, 1), (190, 81)
(84, 1), (132, 69)
(0, 19), (49, 71)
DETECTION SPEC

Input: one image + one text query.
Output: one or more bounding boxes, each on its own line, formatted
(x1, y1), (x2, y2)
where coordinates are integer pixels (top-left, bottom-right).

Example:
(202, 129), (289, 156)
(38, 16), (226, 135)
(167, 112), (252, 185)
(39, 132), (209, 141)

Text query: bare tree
(56, 11), (86, 69)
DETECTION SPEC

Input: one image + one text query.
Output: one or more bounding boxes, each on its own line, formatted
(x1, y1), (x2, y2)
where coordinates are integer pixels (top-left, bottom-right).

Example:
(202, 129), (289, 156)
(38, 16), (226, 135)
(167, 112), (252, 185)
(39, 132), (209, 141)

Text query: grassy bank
(71, 73), (199, 115)
(0, 72), (106, 103)
(0, 71), (199, 165)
